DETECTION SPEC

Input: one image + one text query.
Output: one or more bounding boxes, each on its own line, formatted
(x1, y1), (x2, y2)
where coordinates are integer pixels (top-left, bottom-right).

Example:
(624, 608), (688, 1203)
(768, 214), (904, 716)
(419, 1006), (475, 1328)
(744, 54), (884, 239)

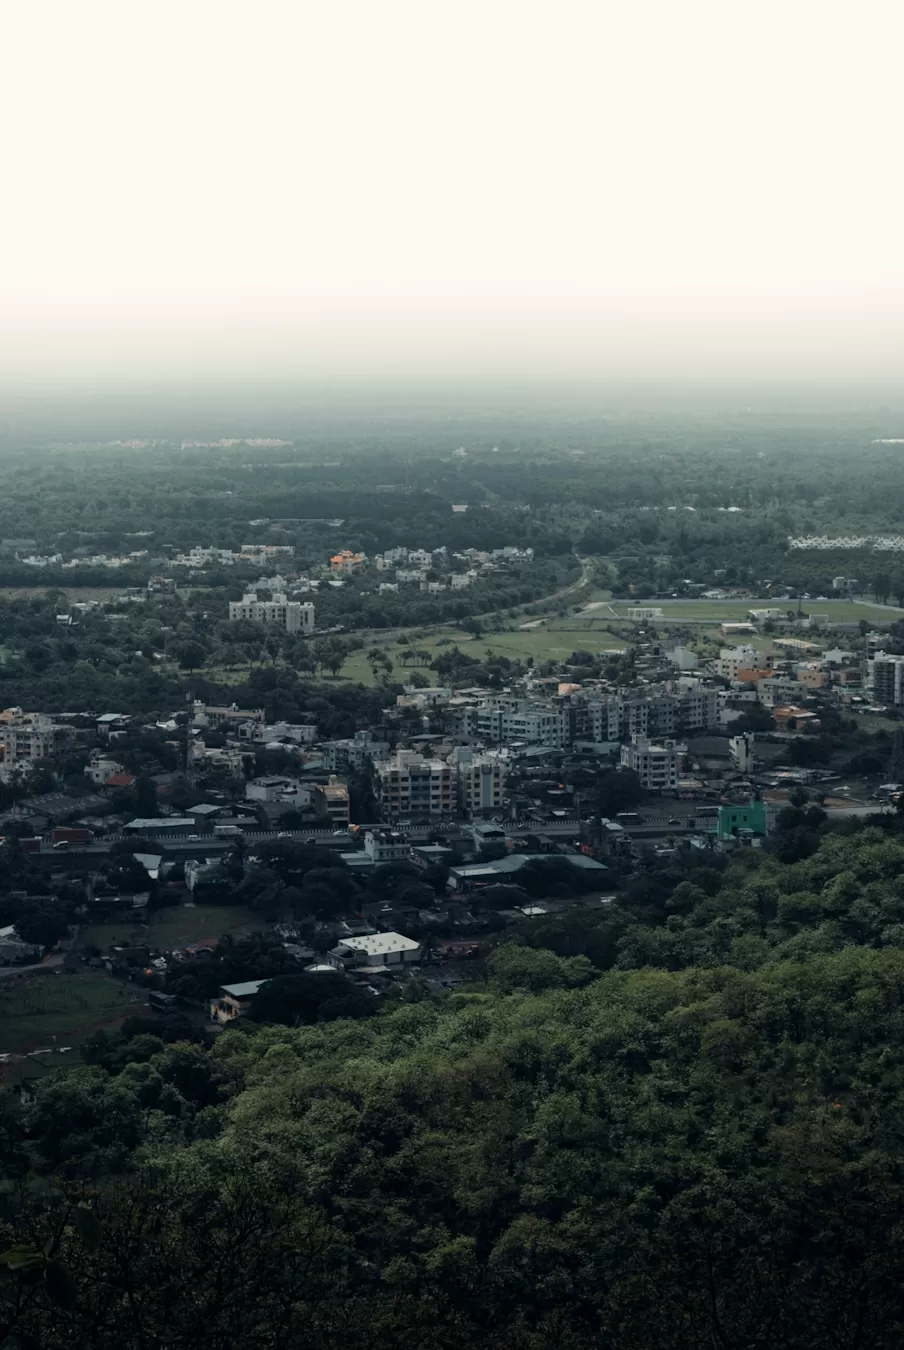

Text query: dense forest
(6, 822), (904, 1346)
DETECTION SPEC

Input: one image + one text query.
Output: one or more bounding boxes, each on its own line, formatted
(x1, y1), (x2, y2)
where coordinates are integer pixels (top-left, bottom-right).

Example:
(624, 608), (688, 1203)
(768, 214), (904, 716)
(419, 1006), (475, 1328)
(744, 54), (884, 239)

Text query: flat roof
(221, 980), (269, 998)
(338, 932), (420, 954)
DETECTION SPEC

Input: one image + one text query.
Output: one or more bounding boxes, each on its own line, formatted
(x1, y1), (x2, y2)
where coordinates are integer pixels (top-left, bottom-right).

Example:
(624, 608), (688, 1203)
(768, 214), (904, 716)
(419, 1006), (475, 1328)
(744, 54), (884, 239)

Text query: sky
(1, 0), (902, 386)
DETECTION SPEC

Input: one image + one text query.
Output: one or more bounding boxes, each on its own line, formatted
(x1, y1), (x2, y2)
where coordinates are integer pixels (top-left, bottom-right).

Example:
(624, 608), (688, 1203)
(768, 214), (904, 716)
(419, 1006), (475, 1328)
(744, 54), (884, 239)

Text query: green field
(608, 598), (904, 624)
(81, 903), (260, 953)
(0, 973), (145, 1054)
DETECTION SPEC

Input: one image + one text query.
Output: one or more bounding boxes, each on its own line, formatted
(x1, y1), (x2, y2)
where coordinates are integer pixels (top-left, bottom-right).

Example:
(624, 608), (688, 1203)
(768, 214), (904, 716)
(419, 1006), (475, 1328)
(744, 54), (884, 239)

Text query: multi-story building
(312, 775), (350, 825)
(458, 697), (570, 749)
(578, 683), (717, 743)
(869, 653), (904, 706)
(363, 829), (411, 863)
(329, 550), (367, 574)
(0, 709), (72, 775)
(450, 747), (506, 814)
(321, 730), (390, 773)
(729, 731), (755, 774)
(619, 737), (679, 792)
(718, 646), (765, 680)
(228, 593), (315, 634)
(374, 750), (455, 819)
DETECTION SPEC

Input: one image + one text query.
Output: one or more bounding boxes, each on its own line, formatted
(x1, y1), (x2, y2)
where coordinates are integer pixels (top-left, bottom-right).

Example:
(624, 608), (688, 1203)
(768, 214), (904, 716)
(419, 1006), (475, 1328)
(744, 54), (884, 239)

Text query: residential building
(728, 731), (755, 774)
(374, 750), (455, 818)
(620, 737), (679, 792)
(869, 653), (904, 706)
(85, 754), (127, 786)
(450, 747), (506, 814)
(192, 702), (265, 730)
(312, 775), (350, 825)
(363, 830), (410, 863)
(458, 696), (569, 749)
(209, 979), (269, 1024)
(254, 721), (318, 746)
(718, 646), (765, 680)
(0, 924), (43, 964)
(321, 730), (390, 773)
(245, 776), (312, 805)
(0, 709), (72, 775)
(228, 593), (315, 634)
(330, 932), (421, 968)
(329, 550), (367, 574)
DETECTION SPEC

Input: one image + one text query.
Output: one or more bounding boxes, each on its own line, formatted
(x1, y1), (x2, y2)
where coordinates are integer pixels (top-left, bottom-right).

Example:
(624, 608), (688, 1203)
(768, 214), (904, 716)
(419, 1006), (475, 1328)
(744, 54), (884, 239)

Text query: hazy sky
(2, 0), (902, 384)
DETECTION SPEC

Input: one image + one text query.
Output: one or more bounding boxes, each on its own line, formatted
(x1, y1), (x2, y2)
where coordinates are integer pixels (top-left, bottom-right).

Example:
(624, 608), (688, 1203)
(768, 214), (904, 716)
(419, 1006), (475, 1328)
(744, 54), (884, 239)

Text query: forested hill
(7, 827), (904, 1346)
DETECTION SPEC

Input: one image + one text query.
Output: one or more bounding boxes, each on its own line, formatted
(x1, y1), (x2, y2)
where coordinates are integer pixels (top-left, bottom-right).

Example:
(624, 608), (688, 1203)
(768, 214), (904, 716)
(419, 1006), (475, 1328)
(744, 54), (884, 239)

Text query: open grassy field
(0, 586), (123, 601)
(81, 903), (260, 953)
(333, 621), (630, 685)
(608, 598), (904, 623)
(0, 972), (145, 1054)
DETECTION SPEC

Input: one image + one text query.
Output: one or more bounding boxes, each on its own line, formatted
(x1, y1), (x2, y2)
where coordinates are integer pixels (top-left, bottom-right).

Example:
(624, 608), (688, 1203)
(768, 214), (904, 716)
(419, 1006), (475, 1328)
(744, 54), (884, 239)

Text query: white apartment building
(0, 710), (72, 774)
(718, 646), (765, 680)
(756, 677), (807, 708)
(363, 830), (411, 863)
(374, 750), (455, 818)
(228, 593), (315, 634)
(620, 737), (679, 792)
(450, 747), (506, 814)
(460, 697), (569, 749)
(869, 653), (904, 706)
(729, 731), (756, 774)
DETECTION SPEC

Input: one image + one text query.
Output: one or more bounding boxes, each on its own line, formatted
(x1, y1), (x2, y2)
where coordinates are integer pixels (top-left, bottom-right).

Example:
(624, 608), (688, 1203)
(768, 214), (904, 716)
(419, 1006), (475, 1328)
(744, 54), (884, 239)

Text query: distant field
(332, 621), (629, 685)
(609, 598), (904, 623)
(81, 902), (260, 953)
(0, 585), (122, 601)
(0, 972), (144, 1054)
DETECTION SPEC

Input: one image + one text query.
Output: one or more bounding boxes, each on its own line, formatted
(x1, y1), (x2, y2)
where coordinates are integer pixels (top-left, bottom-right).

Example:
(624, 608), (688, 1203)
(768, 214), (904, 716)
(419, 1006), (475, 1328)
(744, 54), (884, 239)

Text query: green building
(717, 798), (768, 841)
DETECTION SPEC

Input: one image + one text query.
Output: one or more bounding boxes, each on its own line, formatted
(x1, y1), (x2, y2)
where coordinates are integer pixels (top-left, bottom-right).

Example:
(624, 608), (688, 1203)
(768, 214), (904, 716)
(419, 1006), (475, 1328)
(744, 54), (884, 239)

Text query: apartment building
(718, 646), (766, 680)
(363, 829), (410, 863)
(312, 775), (350, 825)
(0, 709), (72, 774)
(869, 653), (904, 705)
(620, 737), (679, 792)
(374, 750), (455, 818)
(321, 730), (390, 773)
(458, 697), (569, 749)
(228, 593), (315, 634)
(449, 747), (506, 814)
(579, 683), (717, 743)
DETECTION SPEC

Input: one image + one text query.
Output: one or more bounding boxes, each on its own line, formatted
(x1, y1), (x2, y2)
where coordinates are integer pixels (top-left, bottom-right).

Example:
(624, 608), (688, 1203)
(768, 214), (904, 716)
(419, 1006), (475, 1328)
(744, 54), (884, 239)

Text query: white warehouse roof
(337, 932), (420, 955)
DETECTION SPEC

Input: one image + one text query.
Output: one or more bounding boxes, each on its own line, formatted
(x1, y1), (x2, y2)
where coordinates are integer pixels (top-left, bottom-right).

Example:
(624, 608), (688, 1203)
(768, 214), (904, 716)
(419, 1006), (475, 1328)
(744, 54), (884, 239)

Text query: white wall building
(331, 932), (421, 968)
(228, 593), (315, 634)
(717, 646), (765, 680)
(450, 747), (506, 814)
(619, 737), (679, 792)
(729, 732), (755, 774)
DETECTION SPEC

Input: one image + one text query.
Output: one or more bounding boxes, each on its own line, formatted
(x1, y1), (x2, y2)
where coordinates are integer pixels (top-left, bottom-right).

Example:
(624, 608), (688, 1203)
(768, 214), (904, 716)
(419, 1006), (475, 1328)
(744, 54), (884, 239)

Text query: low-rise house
(0, 925), (43, 964)
(209, 979), (269, 1024)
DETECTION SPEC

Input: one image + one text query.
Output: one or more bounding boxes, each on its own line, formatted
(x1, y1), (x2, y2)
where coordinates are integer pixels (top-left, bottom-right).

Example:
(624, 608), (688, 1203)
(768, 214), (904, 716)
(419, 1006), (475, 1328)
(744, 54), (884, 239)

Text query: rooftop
(338, 932), (420, 955)
(220, 980), (269, 999)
